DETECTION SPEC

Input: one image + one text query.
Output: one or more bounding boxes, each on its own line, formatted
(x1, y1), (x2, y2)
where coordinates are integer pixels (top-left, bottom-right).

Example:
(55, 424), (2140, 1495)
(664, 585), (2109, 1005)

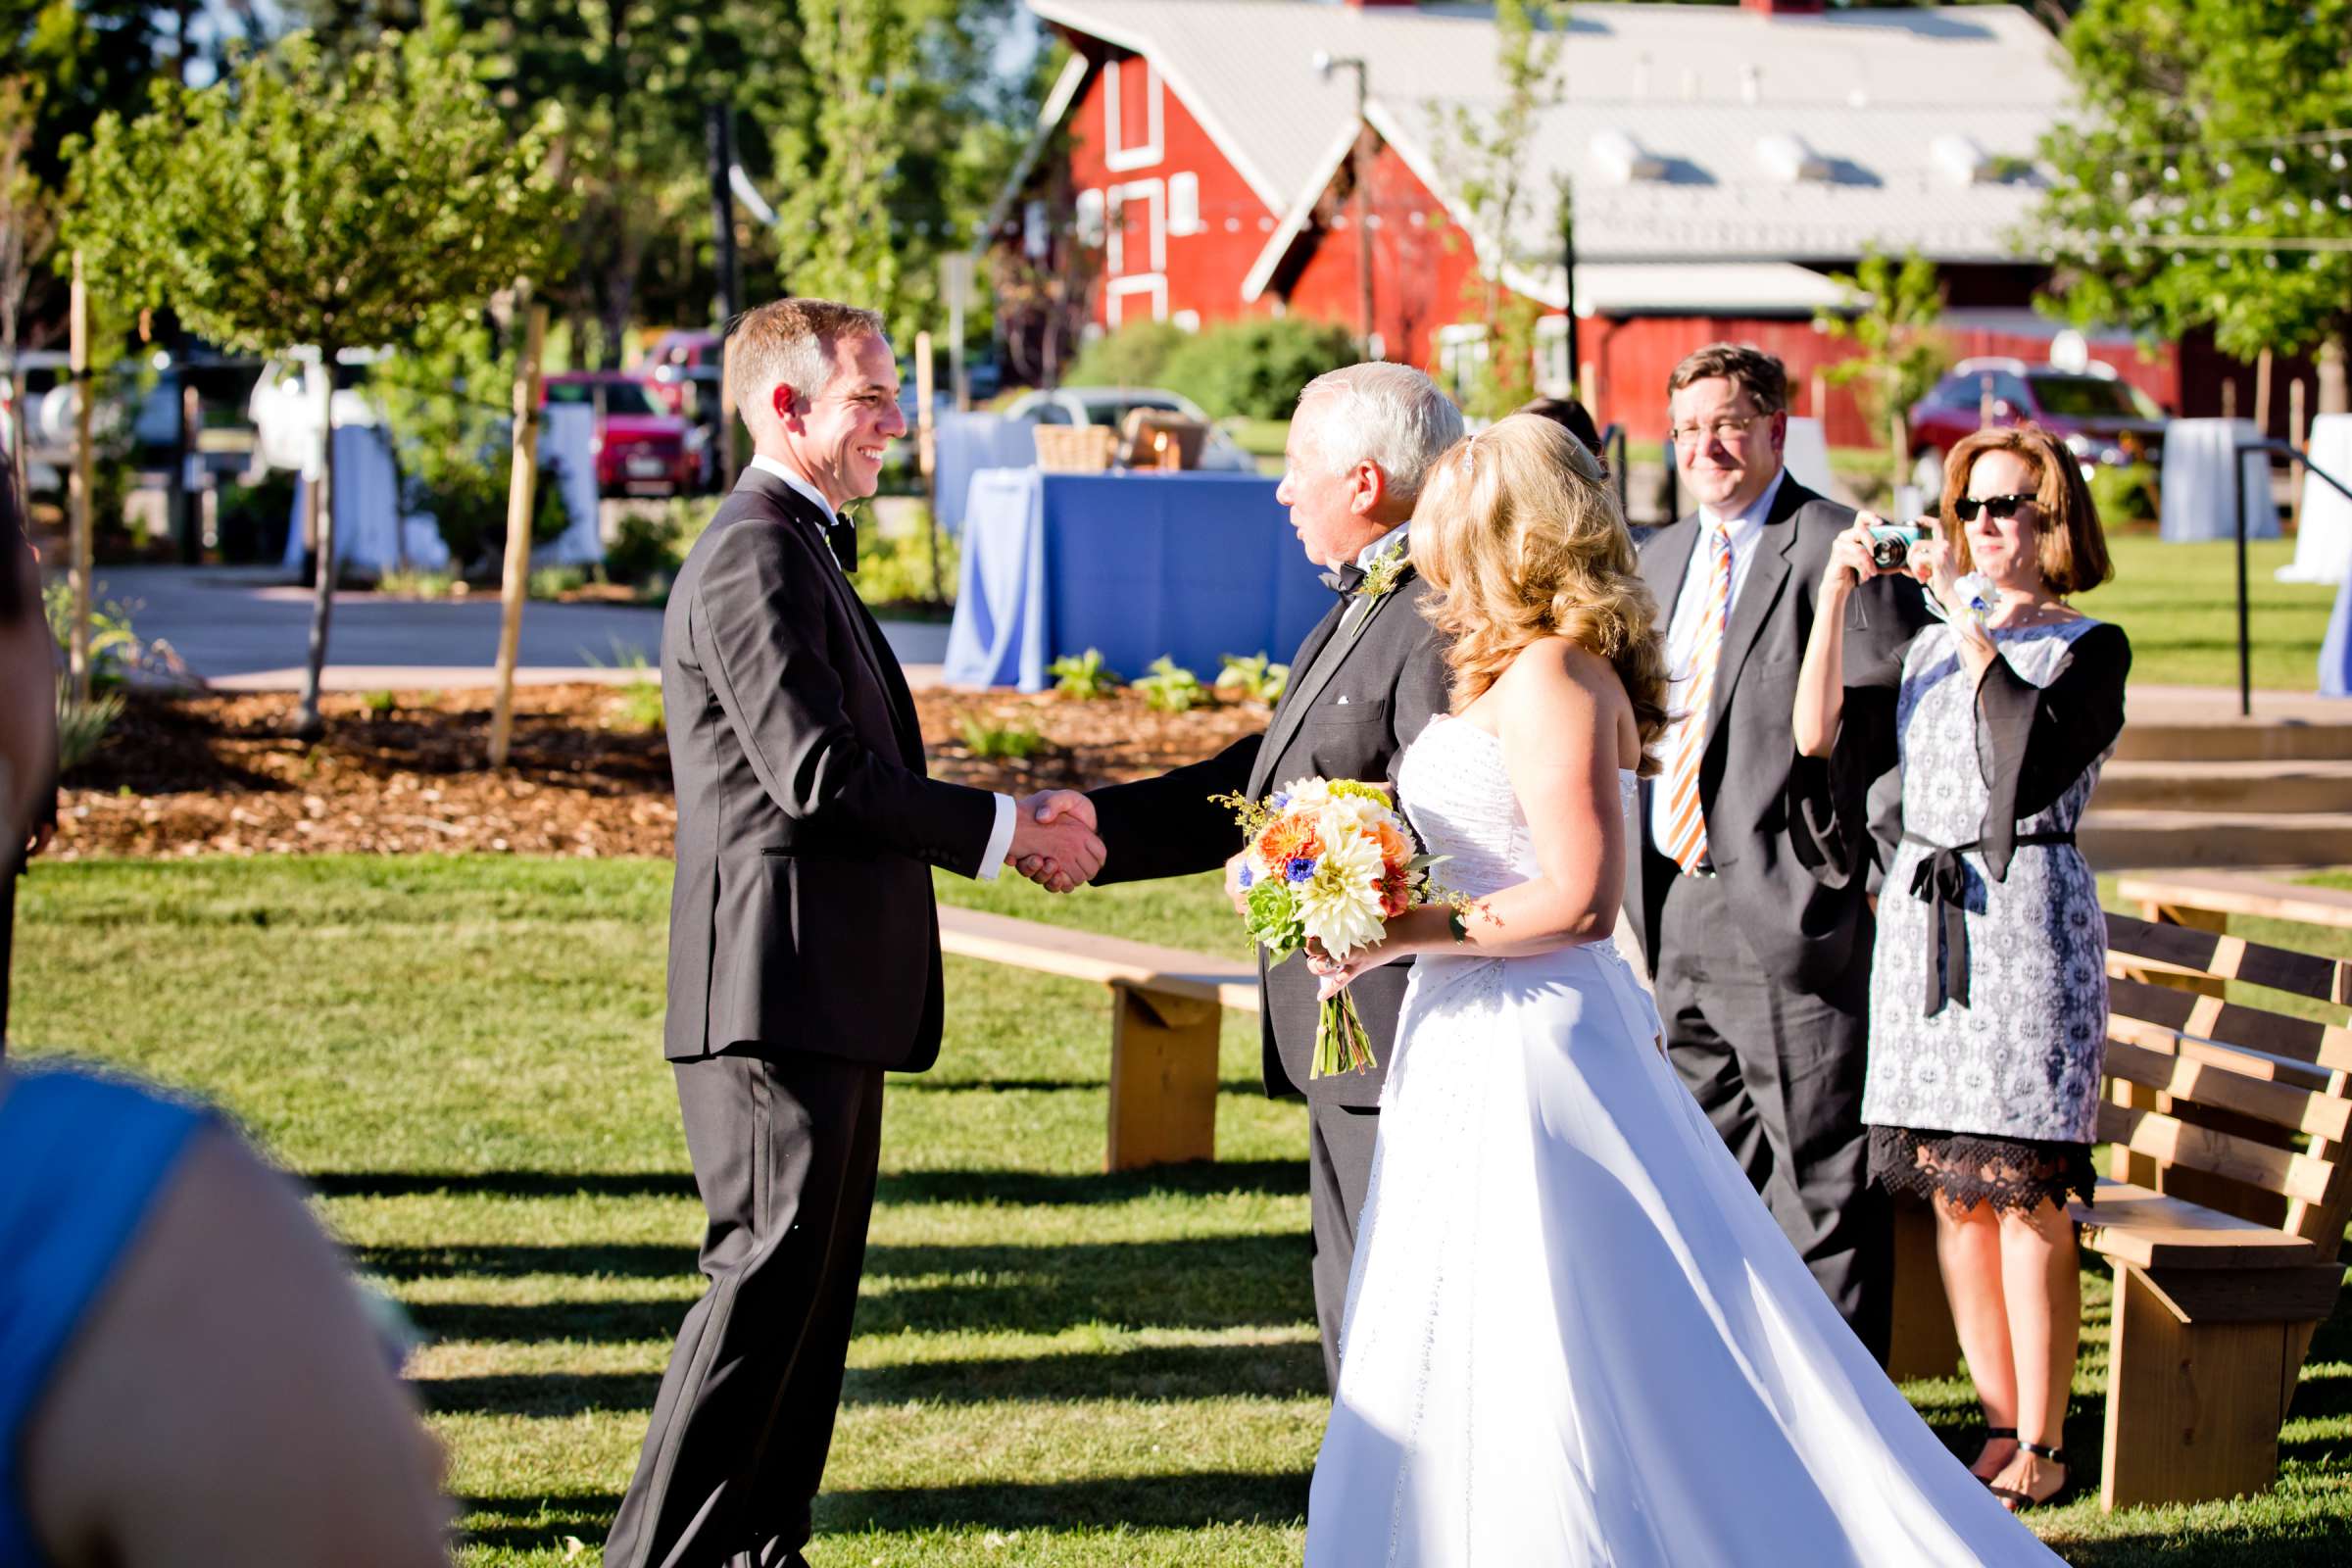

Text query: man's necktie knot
(1319, 561), (1368, 596)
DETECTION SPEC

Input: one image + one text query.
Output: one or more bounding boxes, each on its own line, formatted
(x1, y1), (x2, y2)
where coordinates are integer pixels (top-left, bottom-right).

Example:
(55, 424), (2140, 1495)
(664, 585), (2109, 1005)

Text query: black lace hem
(1868, 1125), (2096, 1216)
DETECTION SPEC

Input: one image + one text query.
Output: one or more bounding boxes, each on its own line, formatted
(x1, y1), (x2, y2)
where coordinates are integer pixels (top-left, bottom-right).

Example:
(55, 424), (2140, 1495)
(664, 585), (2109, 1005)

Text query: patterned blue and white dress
(1858, 615), (2131, 1213)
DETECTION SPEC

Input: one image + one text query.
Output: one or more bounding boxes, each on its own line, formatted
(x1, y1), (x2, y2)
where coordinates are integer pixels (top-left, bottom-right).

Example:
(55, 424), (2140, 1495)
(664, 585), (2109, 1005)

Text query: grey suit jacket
(1088, 564), (1452, 1109)
(661, 468), (998, 1067)
(1623, 476), (1928, 995)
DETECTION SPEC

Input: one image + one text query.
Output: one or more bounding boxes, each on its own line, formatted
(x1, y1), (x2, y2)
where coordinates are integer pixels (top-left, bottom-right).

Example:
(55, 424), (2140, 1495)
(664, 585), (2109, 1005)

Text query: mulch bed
(49, 683), (1265, 860)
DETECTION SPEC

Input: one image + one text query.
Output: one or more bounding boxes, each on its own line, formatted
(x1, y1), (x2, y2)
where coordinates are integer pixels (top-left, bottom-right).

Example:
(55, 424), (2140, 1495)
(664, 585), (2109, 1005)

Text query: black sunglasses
(1951, 492), (2036, 522)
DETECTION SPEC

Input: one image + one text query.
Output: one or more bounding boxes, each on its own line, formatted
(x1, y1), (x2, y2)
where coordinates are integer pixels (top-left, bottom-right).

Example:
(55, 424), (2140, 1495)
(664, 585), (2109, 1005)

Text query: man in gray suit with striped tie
(1624, 343), (1925, 1363)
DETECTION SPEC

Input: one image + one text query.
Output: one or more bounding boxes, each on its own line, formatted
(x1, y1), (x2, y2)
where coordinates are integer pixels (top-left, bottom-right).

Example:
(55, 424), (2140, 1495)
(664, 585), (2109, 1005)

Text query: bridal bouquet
(1213, 776), (1449, 1077)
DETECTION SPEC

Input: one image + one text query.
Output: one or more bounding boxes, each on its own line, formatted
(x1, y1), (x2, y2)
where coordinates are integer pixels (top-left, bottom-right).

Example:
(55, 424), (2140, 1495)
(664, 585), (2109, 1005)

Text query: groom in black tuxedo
(606, 298), (1104, 1568)
(1023, 363), (1465, 1389)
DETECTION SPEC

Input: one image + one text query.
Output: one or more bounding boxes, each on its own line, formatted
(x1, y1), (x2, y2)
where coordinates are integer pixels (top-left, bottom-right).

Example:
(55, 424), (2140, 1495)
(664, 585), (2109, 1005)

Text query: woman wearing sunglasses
(1791, 421), (2130, 1512)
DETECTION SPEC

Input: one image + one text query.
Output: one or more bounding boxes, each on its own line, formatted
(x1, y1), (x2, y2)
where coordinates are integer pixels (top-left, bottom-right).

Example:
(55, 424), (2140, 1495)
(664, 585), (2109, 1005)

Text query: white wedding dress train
(1303, 714), (2062, 1566)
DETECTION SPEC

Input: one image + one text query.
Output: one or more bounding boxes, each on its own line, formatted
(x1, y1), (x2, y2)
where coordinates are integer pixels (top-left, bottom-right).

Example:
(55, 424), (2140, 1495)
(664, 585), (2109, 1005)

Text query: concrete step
(2081, 808), (2352, 871)
(2113, 720), (2352, 763)
(2092, 759), (2352, 813)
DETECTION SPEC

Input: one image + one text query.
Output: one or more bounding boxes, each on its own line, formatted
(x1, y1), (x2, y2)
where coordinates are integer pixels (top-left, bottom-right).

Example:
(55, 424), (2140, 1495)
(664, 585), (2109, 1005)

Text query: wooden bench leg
(1885, 1196), (1962, 1381)
(2099, 1260), (2294, 1511)
(1104, 983), (1221, 1173)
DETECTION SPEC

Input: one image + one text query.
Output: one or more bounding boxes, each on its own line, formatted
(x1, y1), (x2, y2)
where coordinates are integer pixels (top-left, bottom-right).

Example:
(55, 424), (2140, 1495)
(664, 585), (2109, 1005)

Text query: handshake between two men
(1008, 790), (1105, 894)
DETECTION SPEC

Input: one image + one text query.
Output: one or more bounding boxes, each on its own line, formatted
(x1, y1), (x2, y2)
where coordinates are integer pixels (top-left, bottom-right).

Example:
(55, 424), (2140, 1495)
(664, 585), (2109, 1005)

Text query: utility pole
(1315, 53), (1376, 357)
(1556, 172), (1579, 399)
(705, 100), (743, 489)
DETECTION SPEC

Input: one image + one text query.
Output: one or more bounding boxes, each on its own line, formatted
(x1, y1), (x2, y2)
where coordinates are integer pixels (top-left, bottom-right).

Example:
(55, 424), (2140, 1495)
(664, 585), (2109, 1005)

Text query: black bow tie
(825, 514), (858, 574)
(1319, 561), (1367, 596)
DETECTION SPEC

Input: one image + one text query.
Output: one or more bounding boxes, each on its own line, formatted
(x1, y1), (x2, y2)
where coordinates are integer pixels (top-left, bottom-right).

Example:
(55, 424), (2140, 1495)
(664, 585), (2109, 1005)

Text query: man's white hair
(1295, 362), (1465, 507)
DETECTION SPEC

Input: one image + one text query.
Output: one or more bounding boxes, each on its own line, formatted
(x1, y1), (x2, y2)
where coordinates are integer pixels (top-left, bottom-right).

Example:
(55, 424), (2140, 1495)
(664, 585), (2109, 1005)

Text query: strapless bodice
(1394, 713), (1638, 901)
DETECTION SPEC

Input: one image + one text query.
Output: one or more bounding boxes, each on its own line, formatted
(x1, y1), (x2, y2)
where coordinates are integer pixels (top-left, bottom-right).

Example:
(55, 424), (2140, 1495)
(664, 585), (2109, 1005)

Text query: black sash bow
(1900, 829), (2076, 1015)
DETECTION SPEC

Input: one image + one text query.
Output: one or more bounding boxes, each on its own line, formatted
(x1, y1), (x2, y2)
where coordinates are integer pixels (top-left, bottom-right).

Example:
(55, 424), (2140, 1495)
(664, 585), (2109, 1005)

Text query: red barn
(991, 0), (2184, 447)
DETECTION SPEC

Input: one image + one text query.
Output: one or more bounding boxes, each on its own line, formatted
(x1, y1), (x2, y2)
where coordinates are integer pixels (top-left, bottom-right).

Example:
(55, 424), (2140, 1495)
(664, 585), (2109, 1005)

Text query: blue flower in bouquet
(1286, 856), (1318, 883)
(1271, 791), (1292, 809)
(1238, 864), (1254, 889)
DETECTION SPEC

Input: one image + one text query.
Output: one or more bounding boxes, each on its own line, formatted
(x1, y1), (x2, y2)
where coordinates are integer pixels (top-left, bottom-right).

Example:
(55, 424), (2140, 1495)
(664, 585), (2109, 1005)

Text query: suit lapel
(742, 471), (920, 767)
(1254, 569), (1416, 793)
(1250, 599), (1348, 796)
(1641, 514), (1700, 620)
(1706, 477), (1811, 737)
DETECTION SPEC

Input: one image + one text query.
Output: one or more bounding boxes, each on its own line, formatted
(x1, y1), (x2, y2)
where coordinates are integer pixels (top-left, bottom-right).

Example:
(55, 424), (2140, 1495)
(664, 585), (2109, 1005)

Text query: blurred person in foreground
(0, 452), (53, 1050)
(1516, 394), (1606, 471)
(606, 298), (1102, 1568)
(0, 459), (449, 1566)
(1794, 422), (2129, 1510)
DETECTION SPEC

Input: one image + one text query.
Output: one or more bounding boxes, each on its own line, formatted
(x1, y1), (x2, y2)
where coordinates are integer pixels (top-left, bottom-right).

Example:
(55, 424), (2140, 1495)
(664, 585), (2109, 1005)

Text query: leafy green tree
(1435, 0), (1565, 418)
(2034, 0), (2352, 414)
(65, 19), (569, 737)
(1814, 247), (1950, 493)
(1163, 317), (1360, 422)
(1063, 319), (1188, 391)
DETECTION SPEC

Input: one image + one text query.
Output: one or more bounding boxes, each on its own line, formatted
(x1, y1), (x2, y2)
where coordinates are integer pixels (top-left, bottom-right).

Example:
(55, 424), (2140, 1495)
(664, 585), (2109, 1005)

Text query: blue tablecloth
(943, 468), (1332, 691)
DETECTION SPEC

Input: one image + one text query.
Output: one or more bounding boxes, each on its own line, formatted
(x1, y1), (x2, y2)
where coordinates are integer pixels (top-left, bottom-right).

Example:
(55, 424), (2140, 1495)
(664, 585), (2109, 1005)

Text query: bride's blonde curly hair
(1412, 414), (1669, 775)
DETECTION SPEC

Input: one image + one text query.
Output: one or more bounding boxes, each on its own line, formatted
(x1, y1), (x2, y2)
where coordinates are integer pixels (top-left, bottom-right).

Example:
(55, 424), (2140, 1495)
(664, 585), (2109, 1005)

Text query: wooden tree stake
(67, 251), (92, 704)
(489, 301), (548, 769)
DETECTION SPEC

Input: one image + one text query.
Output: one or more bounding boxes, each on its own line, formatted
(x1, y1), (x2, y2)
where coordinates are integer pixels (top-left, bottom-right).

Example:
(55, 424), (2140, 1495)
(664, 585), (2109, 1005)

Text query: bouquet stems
(1312, 990), (1381, 1078)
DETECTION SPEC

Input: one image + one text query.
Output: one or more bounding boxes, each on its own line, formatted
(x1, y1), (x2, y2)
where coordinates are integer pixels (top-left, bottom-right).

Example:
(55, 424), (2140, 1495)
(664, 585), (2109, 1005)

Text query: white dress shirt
(1649, 467), (1784, 859)
(748, 455), (1015, 878)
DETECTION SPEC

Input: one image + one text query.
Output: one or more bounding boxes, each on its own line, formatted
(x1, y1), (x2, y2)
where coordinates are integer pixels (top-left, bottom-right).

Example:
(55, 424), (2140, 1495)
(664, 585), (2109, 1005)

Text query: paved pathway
(77, 565), (951, 692)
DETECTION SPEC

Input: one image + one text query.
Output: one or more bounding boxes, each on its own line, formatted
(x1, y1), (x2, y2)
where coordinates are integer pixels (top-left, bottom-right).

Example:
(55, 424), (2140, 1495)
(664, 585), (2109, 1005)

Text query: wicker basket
(1033, 422), (1119, 473)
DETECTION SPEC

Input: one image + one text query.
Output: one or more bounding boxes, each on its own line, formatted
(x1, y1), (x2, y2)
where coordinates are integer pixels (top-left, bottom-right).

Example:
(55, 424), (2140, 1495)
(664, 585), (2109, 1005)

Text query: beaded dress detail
(1303, 714), (2062, 1567)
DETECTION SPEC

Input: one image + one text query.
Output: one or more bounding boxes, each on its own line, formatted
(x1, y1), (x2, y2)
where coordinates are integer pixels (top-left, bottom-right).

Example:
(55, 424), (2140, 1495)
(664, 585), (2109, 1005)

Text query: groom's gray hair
(1296, 362), (1465, 507)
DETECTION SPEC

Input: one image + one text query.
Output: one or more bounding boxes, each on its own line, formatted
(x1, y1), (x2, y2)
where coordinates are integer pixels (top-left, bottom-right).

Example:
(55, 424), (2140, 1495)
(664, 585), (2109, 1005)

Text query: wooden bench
(1887, 910), (2352, 1511)
(937, 905), (1257, 1172)
(2118, 869), (2352, 939)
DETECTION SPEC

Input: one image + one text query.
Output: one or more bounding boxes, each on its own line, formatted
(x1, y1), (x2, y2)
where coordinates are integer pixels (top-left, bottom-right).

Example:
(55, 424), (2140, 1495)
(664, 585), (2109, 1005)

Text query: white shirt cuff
(975, 792), (1016, 881)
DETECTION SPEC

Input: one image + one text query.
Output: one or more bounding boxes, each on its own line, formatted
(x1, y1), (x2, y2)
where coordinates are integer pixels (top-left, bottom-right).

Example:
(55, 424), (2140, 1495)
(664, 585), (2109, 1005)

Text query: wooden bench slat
(2096, 1101), (2337, 1205)
(2070, 1178), (2323, 1269)
(937, 906), (1262, 1011)
(2107, 1012), (2334, 1092)
(2106, 973), (2352, 1074)
(2116, 871), (2352, 933)
(2103, 1037), (2352, 1142)
(2105, 908), (2352, 1010)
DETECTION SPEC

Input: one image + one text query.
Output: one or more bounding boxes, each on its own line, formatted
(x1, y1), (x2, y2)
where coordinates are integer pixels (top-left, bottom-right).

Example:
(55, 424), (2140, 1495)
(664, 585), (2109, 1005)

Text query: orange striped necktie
(1663, 524), (1734, 874)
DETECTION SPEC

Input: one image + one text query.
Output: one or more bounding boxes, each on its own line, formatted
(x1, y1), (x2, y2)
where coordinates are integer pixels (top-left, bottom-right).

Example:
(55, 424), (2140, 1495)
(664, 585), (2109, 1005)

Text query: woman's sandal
(1987, 1440), (2068, 1511)
(1970, 1426), (2019, 1486)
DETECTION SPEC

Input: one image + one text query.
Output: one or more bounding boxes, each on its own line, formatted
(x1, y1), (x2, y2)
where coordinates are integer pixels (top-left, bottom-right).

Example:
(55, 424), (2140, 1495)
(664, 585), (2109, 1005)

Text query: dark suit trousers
(1307, 1100), (1380, 1392)
(606, 1050), (885, 1568)
(1654, 873), (1891, 1363)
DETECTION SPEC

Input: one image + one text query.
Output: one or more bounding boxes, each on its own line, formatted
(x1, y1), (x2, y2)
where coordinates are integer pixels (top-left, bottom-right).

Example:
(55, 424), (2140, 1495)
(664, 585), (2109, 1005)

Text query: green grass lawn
(2074, 534), (2336, 691)
(12, 855), (2351, 1565)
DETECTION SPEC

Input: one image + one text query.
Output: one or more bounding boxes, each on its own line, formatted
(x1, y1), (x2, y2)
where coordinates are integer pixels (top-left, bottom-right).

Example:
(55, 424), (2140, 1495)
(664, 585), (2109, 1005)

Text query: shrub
(2089, 461), (2159, 524)
(853, 511), (958, 610)
(1133, 655), (1205, 713)
(42, 583), (145, 690)
(1050, 648), (1120, 699)
(363, 689), (398, 716)
(606, 497), (716, 586)
(957, 716), (1046, 760)
(593, 646), (664, 734)
(1064, 320), (1189, 391)
(1216, 652), (1289, 705)
(377, 568), (458, 599)
(54, 679), (125, 774)
(215, 470), (298, 564)
(1161, 317), (1358, 421)
(528, 564), (589, 600)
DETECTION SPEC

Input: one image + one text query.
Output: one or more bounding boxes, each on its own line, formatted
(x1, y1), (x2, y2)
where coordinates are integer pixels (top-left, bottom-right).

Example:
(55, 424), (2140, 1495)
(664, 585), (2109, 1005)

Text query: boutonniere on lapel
(1354, 541), (1409, 609)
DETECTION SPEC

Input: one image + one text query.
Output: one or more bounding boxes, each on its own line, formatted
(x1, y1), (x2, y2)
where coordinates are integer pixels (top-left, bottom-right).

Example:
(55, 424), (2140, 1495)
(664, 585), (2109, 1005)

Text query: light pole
(1313, 51), (1376, 357)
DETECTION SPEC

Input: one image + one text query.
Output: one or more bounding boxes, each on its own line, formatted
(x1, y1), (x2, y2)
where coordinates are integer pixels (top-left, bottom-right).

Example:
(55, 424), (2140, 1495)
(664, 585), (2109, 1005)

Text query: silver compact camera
(1867, 522), (1926, 572)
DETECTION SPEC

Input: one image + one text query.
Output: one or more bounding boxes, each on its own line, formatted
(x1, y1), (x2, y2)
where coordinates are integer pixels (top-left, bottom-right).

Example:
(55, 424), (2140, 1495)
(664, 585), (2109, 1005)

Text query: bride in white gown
(1300, 416), (2062, 1566)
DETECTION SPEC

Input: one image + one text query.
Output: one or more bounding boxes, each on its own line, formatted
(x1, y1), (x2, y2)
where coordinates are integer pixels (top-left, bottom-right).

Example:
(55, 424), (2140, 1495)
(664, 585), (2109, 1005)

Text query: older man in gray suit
(1023, 363), (1465, 1389)
(1625, 342), (1927, 1364)
(606, 298), (1103, 1568)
